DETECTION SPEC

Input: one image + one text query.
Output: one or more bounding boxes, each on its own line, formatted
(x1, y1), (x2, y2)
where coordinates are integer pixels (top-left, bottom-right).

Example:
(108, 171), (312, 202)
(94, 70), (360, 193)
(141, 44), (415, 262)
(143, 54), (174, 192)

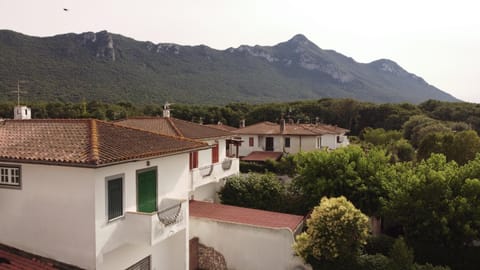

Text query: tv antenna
(11, 80), (28, 106)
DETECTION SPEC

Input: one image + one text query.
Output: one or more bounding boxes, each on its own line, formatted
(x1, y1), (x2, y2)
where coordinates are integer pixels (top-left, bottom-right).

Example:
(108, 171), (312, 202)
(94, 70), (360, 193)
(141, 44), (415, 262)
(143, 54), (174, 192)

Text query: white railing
(191, 158), (239, 190)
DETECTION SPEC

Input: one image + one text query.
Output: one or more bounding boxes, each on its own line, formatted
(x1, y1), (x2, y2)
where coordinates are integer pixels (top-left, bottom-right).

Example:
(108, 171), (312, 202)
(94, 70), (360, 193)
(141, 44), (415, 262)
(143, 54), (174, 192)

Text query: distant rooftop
(235, 121), (348, 135)
(205, 123), (238, 132)
(241, 151), (283, 162)
(115, 117), (232, 140)
(189, 200), (304, 232)
(0, 119), (207, 167)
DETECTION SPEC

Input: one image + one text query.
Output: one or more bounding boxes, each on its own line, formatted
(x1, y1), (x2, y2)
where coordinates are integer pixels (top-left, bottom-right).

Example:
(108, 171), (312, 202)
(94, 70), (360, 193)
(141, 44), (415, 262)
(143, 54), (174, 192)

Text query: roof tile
(0, 119), (207, 167)
(189, 200), (304, 231)
(115, 117), (232, 140)
(235, 121), (348, 135)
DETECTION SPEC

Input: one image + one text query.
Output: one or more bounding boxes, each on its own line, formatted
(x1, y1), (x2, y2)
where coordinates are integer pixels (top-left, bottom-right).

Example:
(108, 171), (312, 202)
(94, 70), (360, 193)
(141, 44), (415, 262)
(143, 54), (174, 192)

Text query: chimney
(315, 117), (320, 125)
(239, 119), (245, 128)
(199, 117), (203, 125)
(162, 102), (171, 118)
(14, 105), (31, 120)
(280, 118), (285, 133)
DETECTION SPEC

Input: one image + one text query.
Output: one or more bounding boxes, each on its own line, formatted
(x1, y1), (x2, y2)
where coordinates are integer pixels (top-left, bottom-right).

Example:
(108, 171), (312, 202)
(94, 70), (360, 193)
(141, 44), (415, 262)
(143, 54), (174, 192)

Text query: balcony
(191, 158), (239, 190)
(123, 199), (187, 246)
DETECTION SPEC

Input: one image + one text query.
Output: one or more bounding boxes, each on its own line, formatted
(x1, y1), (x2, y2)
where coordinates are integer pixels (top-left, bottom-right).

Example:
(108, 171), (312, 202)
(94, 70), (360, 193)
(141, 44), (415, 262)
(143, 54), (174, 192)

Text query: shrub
(365, 234), (396, 256)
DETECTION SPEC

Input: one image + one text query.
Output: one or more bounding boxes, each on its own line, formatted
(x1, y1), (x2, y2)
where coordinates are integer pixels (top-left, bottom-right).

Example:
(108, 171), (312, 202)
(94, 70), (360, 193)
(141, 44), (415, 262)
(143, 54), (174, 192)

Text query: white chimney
(162, 102), (171, 118)
(239, 119), (245, 128)
(14, 105), (31, 120)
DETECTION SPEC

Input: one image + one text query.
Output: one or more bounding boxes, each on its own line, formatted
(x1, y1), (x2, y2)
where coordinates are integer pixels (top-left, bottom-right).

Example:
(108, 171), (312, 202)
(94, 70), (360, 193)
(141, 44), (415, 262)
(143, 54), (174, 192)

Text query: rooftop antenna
(11, 80), (28, 106)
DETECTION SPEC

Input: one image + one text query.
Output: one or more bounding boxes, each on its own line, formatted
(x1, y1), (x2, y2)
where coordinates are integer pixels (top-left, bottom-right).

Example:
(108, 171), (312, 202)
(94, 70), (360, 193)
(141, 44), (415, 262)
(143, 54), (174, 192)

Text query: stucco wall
(94, 153), (191, 269)
(0, 162), (96, 269)
(190, 218), (307, 270)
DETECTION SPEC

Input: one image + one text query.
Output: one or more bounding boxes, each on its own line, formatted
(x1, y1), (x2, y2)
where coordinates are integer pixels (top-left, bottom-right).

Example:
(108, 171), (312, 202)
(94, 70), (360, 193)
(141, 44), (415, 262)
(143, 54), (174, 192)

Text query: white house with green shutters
(0, 119), (210, 270)
(115, 104), (241, 203)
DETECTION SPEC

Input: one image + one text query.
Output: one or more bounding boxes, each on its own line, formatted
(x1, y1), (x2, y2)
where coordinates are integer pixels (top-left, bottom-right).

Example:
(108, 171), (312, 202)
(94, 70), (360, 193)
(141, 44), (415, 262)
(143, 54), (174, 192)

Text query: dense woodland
(2, 98), (480, 133)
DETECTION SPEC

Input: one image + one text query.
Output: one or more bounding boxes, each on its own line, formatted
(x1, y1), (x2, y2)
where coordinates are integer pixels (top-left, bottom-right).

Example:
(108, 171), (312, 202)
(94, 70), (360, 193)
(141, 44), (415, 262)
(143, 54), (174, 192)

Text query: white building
(235, 120), (349, 159)
(115, 110), (240, 203)
(189, 200), (309, 270)
(0, 119), (210, 270)
(13, 105), (31, 120)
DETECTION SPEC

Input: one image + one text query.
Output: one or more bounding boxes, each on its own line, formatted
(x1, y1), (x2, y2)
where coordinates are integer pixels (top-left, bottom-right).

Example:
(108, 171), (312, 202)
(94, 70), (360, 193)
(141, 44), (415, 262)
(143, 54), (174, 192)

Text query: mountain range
(0, 30), (458, 105)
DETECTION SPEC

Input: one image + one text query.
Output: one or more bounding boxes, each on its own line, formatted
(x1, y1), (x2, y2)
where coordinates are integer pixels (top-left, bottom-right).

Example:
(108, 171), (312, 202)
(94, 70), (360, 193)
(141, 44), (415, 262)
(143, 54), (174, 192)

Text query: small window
(107, 177), (123, 221)
(249, 137), (254, 147)
(0, 165), (21, 188)
(212, 144), (219, 163)
(317, 137), (322, 148)
(285, 137), (291, 148)
(337, 136), (343, 143)
(190, 151), (199, 170)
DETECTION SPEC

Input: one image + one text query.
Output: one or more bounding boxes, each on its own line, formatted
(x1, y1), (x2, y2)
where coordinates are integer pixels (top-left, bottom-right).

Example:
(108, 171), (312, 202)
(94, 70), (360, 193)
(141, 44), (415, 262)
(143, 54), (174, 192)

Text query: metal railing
(156, 199), (183, 226)
(199, 165), (213, 177)
(221, 158), (233, 170)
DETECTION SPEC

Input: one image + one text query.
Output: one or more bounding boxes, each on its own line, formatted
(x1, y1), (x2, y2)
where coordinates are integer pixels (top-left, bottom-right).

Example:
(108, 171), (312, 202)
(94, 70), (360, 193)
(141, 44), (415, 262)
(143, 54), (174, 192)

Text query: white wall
(94, 153), (191, 269)
(152, 229), (187, 270)
(190, 218), (308, 270)
(191, 182), (222, 202)
(0, 162), (96, 269)
(238, 135), (285, 156)
(198, 138), (228, 167)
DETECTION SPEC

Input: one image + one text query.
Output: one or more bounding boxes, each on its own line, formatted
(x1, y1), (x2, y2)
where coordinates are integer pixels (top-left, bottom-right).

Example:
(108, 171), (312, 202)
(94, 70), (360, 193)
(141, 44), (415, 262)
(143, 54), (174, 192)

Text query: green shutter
(137, 170), (157, 213)
(108, 178), (123, 220)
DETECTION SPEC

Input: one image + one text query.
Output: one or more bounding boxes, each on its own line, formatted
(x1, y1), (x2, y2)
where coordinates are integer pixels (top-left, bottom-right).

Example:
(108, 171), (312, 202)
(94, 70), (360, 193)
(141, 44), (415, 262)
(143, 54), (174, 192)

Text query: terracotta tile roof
(0, 243), (81, 270)
(235, 121), (348, 136)
(205, 124), (238, 132)
(0, 119), (207, 167)
(241, 151), (283, 162)
(115, 117), (232, 140)
(189, 200), (304, 232)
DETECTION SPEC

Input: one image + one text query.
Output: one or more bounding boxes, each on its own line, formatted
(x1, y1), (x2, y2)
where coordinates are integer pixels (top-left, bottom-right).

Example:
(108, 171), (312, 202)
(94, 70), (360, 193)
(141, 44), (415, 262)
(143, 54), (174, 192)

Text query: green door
(137, 169), (157, 213)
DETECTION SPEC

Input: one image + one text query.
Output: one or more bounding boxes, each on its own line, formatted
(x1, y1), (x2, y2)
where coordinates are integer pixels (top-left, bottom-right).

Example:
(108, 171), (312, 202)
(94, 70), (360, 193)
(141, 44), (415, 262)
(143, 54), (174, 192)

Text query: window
(285, 137), (291, 148)
(249, 137), (254, 147)
(0, 165), (21, 188)
(190, 151), (199, 169)
(337, 135), (343, 143)
(107, 177), (123, 221)
(317, 137), (322, 148)
(212, 144), (219, 163)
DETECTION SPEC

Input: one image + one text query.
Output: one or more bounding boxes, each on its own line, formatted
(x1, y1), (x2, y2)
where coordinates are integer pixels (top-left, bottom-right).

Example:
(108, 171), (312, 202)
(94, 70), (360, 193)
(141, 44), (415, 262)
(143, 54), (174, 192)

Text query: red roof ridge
(89, 119), (100, 164)
(170, 118), (232, 136)
(166, 117), (184, 137)
(109, 120), (209, 146)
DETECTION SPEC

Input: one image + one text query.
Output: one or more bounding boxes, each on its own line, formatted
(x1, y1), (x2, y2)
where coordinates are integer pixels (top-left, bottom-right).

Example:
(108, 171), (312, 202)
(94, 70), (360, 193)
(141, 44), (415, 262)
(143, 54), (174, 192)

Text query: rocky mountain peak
(80, 30), (115, 61)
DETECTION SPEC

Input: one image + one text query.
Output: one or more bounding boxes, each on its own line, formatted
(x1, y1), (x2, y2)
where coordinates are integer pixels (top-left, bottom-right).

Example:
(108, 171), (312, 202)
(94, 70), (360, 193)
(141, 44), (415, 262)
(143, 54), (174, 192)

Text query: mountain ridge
(0, 30), (459, 105)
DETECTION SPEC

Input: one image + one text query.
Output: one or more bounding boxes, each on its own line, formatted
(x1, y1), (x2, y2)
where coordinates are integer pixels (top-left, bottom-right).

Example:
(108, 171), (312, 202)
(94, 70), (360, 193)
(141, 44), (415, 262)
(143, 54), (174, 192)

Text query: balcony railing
(221, 158), (233, 170)
(157, 198), (184, 226)
(123, 199), (187, 246)
(199, 165), (213, 177)
(191, 158), (239, 190)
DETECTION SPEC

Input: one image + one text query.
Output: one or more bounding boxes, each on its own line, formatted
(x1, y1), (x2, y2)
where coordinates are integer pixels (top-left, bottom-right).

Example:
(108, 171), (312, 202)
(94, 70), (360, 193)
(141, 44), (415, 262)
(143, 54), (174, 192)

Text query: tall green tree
(293, 146), (392, 216)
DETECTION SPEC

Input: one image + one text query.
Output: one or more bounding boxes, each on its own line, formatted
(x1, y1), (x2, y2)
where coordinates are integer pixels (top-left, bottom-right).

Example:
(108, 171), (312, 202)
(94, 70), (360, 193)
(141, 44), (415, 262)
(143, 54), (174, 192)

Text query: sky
(1, 0), (479, 103)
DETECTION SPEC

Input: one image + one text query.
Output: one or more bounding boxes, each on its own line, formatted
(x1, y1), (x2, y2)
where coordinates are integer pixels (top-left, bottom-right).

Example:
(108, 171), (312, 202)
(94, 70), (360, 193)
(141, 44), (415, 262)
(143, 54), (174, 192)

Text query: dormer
(14, 105), (31, 120)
